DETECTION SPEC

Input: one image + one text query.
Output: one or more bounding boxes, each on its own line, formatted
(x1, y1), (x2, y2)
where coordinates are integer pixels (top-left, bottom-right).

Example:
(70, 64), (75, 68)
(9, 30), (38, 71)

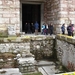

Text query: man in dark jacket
(31, 23), (35, 33)
(67, 23), (72, 36)
(48, 23), (54, 35)
(25, 22), (28, 34)
(27, 23), (31, 34)
(61, 23), (65, 34)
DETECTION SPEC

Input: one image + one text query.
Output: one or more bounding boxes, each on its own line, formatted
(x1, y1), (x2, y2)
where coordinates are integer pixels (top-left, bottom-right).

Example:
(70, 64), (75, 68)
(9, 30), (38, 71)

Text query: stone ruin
(16, 49), (36, 73)
(0, 43), (36, 73)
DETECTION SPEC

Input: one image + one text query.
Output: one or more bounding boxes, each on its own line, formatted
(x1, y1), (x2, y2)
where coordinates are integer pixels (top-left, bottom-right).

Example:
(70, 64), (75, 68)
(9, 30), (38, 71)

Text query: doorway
(22, 4), (41, 33)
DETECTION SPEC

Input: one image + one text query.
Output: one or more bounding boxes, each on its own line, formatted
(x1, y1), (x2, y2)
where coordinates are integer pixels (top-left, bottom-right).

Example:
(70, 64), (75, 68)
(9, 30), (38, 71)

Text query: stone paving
(38, 60), (61, 75)
(0, 60), (60, 75)
(0, 68), (22, 75)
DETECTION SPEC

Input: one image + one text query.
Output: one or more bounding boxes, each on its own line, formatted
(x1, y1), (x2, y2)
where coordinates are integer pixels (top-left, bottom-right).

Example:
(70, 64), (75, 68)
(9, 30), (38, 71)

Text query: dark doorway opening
(22, 4), (41, 33)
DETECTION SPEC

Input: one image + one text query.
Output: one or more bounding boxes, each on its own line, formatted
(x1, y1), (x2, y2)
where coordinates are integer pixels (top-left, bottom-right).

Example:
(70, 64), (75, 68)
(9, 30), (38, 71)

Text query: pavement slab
(0, 68), (22, 75)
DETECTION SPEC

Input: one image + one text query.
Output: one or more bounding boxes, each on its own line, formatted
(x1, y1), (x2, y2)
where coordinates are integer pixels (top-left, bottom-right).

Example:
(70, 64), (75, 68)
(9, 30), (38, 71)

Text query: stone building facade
(0, 0), (75, 35)
(44, 0), (75, 33)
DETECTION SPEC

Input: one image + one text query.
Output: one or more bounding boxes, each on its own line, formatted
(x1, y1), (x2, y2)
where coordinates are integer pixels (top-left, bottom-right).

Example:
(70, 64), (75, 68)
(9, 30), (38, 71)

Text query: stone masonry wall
(0, 0), (75, 34)
(30, 38), (54, 60)
(0, 36), (54, 60)
(56, 35), (75, 71)
(44, 0), (75, 34)
(44, 0), (60, 34)
(59, 0), (75, 24)
(0, 0), (20, 35)
(59, 0), (75, 34)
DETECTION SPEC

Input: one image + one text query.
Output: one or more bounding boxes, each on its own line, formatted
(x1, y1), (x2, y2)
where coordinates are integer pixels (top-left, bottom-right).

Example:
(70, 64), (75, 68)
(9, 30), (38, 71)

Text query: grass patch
(23, 72), (42, 75)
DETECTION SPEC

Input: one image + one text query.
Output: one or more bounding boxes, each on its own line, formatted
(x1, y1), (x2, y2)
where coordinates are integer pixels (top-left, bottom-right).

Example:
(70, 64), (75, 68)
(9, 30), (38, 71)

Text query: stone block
(0, 25), (8, 37)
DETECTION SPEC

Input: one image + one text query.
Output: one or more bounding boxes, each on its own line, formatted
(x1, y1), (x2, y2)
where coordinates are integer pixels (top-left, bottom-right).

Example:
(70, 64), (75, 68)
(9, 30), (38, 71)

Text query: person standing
(46, 24), (48, 35)
(34, 21), (39, 35)
(61, 23), (65, 34)
(27, 23), (31, 34)
(44, 24), (47, 35)
(31, 22), (35, 33)
(41, 23), (45, 34)
(25, 22), (28, 34)
(67, 23), (72, 36)
(48, 23), (54, 35)
(71, 24), (74, 36)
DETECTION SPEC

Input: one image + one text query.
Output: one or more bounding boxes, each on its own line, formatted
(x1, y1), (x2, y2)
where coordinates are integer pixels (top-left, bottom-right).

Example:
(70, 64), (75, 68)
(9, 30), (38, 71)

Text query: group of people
(24, 22), (74, 36)
(61, 23), (74, 36)
(25, 21), (54, 35)
(41, 23), (54, 35)
(25, 21), (39, 35)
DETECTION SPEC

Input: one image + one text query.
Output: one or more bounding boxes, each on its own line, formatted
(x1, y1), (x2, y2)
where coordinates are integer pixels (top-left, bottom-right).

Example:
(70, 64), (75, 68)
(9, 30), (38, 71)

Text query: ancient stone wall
(44, 0), (60, 33)
(56, 35), (75, 71)
(30, 38), (54, 60)
(0, 0), (20, 35)
(60, 0), (75, 24)
(0, 36), (54, 60)
(44, 0), (75, 34)
(59, 0), (75, 34)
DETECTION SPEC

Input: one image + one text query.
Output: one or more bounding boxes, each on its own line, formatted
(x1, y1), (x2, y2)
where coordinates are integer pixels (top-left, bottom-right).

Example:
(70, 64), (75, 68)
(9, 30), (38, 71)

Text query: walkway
(38, 61), (61, 75)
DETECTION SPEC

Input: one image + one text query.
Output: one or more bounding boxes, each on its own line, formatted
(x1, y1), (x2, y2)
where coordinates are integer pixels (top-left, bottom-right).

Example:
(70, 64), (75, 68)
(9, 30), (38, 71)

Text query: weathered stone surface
(0, 68), (22, 75)
(44, 0), (75, 34)
(0, 36), (54, 72)
(56, 34), (75, 71)
(0, 25), (8, 36)
(0, 0), (75, 34)
(0, 36), (54, 60)
(0, 0), (20, 35)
